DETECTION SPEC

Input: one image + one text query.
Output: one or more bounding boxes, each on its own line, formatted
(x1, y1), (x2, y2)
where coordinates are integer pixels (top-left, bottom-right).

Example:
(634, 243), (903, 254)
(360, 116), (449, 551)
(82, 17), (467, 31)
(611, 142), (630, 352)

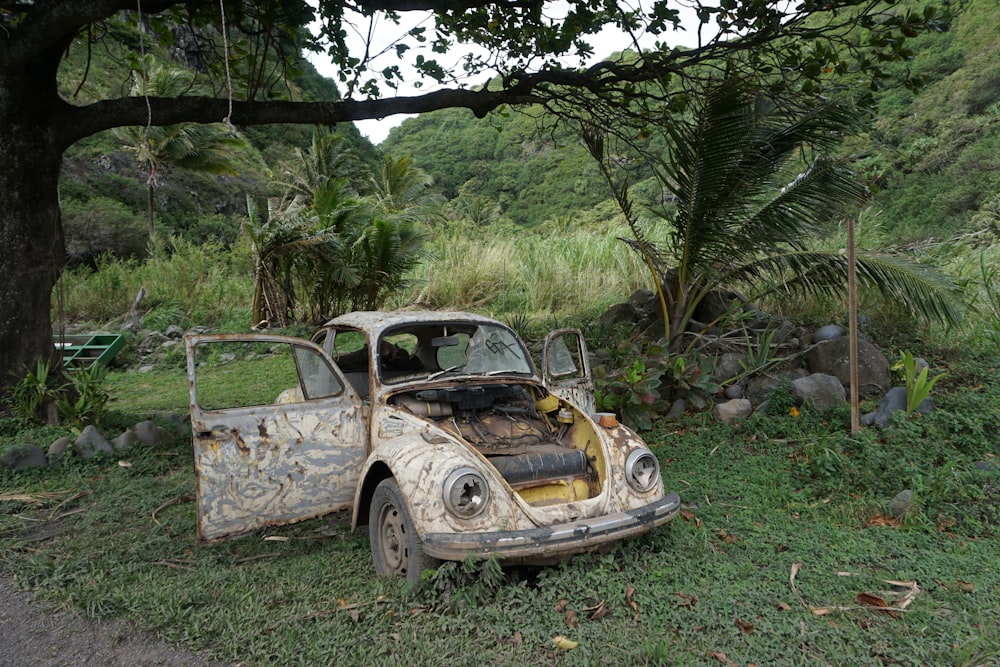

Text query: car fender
(351, 426), (530, 536)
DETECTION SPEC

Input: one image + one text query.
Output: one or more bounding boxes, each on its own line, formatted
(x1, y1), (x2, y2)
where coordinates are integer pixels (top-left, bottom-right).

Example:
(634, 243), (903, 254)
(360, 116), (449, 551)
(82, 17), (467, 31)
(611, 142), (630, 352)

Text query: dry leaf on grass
(552, 635), (578, 650)
(708, 651), (738, 666)
(586, 601), (609, 621)
(735, 618), (755, 634)
(626, 586), (639, 621)
(856, 592), (898, 618)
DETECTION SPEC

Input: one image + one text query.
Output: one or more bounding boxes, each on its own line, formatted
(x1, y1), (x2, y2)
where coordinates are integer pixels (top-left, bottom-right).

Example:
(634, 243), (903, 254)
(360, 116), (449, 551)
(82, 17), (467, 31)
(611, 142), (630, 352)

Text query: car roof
(321, 310), (507, 337)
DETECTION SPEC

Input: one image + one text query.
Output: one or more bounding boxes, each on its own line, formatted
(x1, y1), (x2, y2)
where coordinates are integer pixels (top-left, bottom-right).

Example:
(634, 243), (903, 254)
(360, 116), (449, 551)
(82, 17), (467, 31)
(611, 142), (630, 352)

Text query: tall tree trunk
(0, 57), (67, 397)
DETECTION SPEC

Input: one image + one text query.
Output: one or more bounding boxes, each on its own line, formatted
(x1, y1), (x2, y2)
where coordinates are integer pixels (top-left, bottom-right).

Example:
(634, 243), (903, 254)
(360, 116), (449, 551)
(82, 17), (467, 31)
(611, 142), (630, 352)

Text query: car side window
(294, 345), (343, 399)
(193, 341), (300, 410)
(547, 334), (583, 378)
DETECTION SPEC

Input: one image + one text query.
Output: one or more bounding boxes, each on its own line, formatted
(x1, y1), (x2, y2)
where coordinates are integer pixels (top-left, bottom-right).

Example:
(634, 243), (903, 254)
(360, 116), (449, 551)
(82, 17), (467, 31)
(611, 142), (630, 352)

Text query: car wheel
(369, 478), (438, 584)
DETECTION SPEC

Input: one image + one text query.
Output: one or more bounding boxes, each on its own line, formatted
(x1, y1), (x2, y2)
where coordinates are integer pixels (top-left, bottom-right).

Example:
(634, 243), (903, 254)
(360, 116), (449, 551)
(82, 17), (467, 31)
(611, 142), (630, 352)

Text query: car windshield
(378, 322), (534, 384)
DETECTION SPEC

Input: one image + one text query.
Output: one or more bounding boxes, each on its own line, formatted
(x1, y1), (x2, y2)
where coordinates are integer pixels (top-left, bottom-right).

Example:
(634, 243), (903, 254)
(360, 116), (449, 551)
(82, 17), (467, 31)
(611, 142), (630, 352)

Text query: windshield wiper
(427, 364), (465, 380)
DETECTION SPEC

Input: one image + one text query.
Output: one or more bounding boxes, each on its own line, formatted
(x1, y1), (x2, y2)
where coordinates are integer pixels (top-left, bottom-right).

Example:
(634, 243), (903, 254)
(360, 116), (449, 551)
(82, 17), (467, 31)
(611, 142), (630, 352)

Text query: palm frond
(729, 249), (966, 327)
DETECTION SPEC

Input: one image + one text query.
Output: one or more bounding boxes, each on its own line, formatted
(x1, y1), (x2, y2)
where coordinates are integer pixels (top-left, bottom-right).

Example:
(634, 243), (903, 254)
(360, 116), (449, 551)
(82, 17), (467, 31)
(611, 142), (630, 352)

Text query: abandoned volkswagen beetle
(185, 311), (680, 584)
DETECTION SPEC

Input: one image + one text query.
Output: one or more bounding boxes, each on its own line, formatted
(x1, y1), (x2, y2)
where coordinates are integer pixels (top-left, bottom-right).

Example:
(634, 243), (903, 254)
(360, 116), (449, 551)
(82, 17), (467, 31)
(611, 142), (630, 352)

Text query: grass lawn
(2, 353), (1000, 666)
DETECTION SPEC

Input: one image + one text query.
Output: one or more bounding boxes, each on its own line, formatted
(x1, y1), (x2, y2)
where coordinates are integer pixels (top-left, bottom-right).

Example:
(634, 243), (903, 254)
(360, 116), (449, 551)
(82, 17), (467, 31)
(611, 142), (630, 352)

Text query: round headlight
(624, 449), (660, 493)
(443, 467), (490, 518)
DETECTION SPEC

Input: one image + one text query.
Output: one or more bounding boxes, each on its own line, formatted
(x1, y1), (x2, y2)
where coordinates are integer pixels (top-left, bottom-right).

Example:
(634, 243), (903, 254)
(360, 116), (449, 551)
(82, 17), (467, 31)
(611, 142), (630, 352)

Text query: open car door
(185, 334), (366, 541)
(541, 329), (595, 416)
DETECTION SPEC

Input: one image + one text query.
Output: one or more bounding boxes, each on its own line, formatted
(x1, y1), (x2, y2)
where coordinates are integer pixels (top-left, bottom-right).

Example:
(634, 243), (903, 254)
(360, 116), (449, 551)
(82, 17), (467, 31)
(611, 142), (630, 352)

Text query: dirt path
(0, 578), (231, 667)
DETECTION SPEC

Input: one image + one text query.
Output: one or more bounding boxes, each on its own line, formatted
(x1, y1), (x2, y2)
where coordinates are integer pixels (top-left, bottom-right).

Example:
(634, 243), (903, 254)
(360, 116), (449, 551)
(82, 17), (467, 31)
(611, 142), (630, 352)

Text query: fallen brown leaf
(626, 586), (639, 621)
(708, 651), (737, 666)
(505, 631), (523, 646)
(673, 592), (699, 609)
(856, 592), (898, 618)
(554, 599), (568, 613)
(775, 600), (792, 611)
(735, 618), (755, 634)
(957, 579), (975, 593)
(586, 601), (609, 621)
(718, 529), (739, 544)
(565, 609), (578, 628)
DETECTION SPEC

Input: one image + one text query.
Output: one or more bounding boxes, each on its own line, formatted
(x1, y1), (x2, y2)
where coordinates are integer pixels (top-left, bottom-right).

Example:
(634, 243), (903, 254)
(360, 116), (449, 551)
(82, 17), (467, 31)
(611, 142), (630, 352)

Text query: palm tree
(246, 181), (362, 327)
(114, 57), (247, 241)
(588, 75), (964, 352)
(247, 145), (429, 325)
(366, 155), (444, 218)
(275, 128), (364, 205)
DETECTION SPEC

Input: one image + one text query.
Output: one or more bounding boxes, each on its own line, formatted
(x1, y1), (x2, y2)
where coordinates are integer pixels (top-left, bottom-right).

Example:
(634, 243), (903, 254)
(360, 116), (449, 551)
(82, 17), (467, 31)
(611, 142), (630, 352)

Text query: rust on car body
(185, 311), (680, 582)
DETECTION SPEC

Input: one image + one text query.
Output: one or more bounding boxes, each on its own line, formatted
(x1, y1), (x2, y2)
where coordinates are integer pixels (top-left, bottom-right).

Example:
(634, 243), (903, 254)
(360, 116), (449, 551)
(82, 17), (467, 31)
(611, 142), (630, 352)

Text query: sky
(307, 3), (705, 145)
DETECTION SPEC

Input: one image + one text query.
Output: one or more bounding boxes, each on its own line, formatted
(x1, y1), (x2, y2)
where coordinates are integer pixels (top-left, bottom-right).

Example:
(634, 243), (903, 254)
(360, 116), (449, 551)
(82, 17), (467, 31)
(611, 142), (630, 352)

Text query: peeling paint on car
(185, 311), (679, 579)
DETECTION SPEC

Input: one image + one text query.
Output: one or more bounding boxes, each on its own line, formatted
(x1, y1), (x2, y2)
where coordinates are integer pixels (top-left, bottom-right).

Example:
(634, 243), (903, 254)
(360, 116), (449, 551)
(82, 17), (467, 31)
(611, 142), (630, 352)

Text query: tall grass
(56, 235), (254, 331)
(53, 214), (993, 357)
(403, 222), (653, 320)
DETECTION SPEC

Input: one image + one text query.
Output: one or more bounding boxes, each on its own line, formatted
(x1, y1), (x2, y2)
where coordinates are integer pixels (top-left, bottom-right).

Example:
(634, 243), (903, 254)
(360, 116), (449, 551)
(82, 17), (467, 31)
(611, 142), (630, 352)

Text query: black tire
(368, 478), (438, 585)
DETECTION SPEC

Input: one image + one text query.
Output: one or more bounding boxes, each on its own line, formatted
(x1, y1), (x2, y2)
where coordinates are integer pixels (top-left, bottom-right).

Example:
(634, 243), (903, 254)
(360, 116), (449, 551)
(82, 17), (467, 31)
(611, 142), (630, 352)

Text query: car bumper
(422, 491), (681, 562)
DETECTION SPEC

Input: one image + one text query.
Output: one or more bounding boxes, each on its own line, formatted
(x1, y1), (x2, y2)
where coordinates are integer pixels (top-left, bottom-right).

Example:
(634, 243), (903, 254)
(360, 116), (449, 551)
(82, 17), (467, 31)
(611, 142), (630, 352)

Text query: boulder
(791, 373), (847, 409)
(715, 398), (753, 424)
(133, 420), (172, 446)
(746, 369), (808, 405)
(73, 426), (113, 460)
(811, 324), (845, 343)
(861, 386), (933, 428)
(48, 436), (72, 464)
(806, 337), (890, 395)
(114, 430), (139, 452)
(724, 385), (744, 400)
(1, 443), (48, 470)
(713, 352), (748, 384)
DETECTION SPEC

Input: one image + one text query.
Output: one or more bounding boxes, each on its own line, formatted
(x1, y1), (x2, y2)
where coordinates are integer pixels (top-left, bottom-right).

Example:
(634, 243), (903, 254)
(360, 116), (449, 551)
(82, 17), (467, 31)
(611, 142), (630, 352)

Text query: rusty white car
(185, 311), (679, 584)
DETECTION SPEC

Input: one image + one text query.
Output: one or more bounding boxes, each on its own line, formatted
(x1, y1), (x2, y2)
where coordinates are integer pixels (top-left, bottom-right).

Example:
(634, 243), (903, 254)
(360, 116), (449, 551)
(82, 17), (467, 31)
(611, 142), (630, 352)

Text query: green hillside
(382, 0), (1000, 243)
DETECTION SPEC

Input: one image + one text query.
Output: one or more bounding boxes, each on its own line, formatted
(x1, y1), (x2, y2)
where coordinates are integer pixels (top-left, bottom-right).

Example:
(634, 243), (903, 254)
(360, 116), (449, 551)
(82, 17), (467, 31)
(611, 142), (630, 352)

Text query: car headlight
(443, 467), (490, 518)
(624, 449), (660, 493)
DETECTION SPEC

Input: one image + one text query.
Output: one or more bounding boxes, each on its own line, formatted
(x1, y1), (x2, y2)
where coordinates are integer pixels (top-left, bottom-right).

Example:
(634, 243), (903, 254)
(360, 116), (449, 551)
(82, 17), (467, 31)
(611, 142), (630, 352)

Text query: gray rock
(724, 385), (744, 400)
(791, 373), (847, 409)
(745, 369), (808, 404)
(1, 443), (48, 470)
(114, 430), (139, 452)
(806, 337), (890, 395)
(74, 426), (114, 460)
(137, 364), (156, 373)
(889, 489), (913, 519)
(133, 420), (172, 446)
(812, 324), (845, 343)
(715, 398), (753, 424)
(769, 319), (796, 345)
(165, 324), (185, 339)
(863, 386), (934, 428)
(48, 436), (72, 464)
(596, 302), (640, 327)
(713, 352), (748, 383)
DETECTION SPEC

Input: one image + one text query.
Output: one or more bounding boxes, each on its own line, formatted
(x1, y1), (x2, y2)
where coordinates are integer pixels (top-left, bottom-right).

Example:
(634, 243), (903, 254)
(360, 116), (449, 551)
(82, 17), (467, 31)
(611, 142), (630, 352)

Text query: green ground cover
(2, 348), (999, 666)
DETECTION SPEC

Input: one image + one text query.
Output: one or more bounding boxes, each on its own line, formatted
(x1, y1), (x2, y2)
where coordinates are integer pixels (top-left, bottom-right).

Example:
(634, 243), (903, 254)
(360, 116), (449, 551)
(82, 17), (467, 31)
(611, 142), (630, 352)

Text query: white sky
(307, 3), (705, 144)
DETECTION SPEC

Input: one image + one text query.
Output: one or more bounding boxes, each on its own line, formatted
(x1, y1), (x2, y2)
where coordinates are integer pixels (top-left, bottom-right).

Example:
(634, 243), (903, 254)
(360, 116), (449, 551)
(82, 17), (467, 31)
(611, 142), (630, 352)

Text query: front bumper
(422, 491), (681, 562)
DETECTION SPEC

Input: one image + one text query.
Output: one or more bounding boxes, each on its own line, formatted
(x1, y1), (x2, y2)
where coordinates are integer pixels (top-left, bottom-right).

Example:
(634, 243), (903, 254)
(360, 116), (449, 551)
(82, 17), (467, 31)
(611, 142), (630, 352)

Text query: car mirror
(432, 335), (459, 348)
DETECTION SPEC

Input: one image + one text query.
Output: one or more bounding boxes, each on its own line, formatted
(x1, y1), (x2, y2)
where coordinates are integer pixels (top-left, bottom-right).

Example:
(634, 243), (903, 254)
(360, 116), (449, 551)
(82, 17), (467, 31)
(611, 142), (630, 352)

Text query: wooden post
(848, 219), (859, 435)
